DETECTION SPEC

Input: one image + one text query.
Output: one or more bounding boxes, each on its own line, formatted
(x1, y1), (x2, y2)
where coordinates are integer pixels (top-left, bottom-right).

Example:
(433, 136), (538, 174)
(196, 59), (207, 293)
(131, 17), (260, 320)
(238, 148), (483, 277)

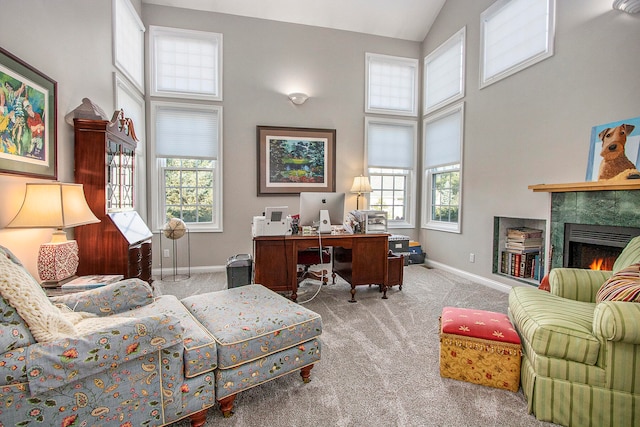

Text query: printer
(252, 206), (292, 236)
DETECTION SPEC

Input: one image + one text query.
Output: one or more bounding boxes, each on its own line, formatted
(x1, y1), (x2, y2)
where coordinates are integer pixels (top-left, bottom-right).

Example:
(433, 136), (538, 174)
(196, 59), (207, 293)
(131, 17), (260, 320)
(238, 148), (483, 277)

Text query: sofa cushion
(182, 284), (323, 369)
(596, 263), (640, 303)
(117, 294), (218, 377)
(509, 287), (600, 365)
(613, 235), (640, 273)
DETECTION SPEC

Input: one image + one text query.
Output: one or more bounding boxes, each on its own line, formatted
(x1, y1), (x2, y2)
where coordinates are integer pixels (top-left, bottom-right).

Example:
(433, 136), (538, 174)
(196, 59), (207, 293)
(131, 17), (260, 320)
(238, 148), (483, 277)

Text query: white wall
(420, 0), (640, 285)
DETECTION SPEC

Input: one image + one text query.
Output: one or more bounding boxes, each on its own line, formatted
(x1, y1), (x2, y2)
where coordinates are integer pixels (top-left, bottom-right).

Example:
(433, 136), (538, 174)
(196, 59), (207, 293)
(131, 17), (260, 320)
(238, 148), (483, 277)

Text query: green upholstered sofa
(509, 236), (640, 427)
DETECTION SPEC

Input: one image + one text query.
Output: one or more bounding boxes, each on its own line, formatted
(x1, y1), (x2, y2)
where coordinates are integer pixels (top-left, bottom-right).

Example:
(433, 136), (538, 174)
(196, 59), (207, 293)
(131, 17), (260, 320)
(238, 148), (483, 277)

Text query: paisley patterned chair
(0, 245), (322, 426)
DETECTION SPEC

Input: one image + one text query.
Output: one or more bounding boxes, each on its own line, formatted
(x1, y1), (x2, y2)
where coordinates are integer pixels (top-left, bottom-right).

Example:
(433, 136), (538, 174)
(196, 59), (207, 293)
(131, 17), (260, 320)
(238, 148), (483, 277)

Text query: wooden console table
(253, 233), (390, 302)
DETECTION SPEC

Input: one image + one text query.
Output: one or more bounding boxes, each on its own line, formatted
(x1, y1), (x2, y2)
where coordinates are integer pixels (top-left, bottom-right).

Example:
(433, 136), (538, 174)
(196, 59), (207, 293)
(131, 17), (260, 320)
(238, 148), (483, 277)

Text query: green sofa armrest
(26, 313), (184, 395)
(593, 301), (640, 344)
(549, 268), (612, 302)
(49, 279), (154, 315)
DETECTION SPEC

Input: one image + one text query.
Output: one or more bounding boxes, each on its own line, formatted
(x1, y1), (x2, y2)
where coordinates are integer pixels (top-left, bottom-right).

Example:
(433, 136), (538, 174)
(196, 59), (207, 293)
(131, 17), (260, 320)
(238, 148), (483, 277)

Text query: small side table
(160, 227), (191, 281)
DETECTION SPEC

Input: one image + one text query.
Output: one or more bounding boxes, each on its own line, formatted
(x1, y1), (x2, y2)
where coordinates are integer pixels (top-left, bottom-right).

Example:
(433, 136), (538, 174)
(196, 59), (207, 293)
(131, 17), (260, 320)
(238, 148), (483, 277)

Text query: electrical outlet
(163, 249), (170, 258)
(469, 253), (475, 263)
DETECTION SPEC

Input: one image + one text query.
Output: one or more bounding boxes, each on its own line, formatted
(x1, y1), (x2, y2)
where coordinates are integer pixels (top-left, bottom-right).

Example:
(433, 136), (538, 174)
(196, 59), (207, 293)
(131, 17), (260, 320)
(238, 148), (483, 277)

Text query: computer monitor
(298, 192), (345, 230)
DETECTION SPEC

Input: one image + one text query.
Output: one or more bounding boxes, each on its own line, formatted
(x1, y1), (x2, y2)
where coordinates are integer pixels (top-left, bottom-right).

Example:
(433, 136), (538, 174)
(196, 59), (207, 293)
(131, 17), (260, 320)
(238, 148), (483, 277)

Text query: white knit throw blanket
(0, 249), (127, 342)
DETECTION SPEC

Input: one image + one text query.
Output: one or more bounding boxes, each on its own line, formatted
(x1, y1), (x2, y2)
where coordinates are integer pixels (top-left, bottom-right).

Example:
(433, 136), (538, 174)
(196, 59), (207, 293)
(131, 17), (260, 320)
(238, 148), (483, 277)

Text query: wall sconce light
(350, 175), (372, 210)
(288, 92), (309, 105)
(6, 183), (100, 286)
(613, 0), (640, 13)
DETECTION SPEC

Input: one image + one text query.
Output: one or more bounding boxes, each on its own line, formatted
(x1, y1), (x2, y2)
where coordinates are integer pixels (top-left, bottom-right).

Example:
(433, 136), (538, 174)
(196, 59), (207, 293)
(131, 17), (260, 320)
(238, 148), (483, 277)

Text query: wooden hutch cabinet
(73, 112), (153, 284)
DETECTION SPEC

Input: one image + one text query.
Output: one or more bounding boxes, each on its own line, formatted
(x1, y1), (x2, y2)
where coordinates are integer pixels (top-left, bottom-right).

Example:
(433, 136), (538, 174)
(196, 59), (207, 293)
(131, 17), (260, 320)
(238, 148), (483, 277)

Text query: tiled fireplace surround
(550, 190), (640, 269)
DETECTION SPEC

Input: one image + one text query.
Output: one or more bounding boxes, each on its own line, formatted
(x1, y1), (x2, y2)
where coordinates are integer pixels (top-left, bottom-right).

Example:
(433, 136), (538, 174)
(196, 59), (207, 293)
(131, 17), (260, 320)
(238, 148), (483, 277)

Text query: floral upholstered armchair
(0, 246), (216, 427)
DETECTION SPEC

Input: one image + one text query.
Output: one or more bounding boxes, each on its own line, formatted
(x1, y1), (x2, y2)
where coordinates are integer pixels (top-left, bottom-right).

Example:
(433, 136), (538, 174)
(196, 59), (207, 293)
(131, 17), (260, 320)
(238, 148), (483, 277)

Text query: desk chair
(297, 248), (331, 284)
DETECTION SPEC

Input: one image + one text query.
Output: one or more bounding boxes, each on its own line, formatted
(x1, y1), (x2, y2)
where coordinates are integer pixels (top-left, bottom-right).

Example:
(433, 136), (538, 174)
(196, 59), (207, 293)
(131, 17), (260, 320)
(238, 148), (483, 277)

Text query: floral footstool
(439, 306), (522, 392)
(181, 284), (323, 417)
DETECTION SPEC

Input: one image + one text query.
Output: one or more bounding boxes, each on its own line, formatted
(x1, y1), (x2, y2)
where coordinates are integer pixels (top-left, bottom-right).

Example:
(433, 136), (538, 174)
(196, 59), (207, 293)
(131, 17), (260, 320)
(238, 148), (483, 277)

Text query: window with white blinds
(150, 101), (223, 231)
(366, 117), (417, 227)
(366, 53), (418, 117)
(422, 103), (464, 232)
(154, 104), (220, 159)
(424, 27), (465, 114)
(114, 0), (145, 92)
(149, 26), (222, 100)
(480, 0), (555, 88)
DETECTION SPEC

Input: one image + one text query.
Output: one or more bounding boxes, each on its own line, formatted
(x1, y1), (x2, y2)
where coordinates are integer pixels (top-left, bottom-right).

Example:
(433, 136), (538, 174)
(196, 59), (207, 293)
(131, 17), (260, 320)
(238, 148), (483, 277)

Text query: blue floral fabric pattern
(182, 284), (323, 369)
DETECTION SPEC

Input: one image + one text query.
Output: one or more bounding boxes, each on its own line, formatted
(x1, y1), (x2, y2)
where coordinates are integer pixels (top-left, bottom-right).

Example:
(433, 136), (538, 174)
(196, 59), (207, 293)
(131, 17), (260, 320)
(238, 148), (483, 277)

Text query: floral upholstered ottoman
(439, 306), (522, 392)
(182, 284), (322, 416)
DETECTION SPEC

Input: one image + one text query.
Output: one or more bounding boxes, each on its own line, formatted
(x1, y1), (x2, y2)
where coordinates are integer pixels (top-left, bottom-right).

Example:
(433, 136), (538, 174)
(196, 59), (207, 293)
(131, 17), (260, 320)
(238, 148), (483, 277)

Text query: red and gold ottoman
(439, 306), (522, 392)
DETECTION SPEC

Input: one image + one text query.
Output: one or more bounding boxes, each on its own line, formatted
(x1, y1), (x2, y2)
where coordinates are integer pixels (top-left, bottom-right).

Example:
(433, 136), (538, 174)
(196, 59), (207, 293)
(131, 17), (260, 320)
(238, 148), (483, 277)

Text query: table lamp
(6, 183), (100, 285)
(350, 175), (372, 210)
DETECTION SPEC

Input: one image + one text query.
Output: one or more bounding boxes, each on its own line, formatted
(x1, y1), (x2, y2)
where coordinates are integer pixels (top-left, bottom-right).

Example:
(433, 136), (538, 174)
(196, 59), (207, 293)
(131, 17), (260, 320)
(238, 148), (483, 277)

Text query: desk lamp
(6, 183), (100, 285)
(350, 175), (372, 210)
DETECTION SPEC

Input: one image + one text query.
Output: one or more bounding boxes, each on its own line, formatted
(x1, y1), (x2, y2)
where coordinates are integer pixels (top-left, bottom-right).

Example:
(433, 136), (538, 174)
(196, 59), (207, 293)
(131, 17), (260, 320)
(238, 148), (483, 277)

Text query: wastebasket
(226, 254), (253, 288)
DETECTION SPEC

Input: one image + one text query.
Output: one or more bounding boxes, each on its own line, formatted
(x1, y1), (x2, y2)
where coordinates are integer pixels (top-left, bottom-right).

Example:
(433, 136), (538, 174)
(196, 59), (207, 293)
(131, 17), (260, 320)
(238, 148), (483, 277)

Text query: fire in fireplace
(564, 223), (640, 270)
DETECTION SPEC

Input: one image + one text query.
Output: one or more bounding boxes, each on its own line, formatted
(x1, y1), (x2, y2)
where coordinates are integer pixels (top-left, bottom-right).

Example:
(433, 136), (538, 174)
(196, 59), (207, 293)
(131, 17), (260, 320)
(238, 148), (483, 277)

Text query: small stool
(439, 306), (522, 392)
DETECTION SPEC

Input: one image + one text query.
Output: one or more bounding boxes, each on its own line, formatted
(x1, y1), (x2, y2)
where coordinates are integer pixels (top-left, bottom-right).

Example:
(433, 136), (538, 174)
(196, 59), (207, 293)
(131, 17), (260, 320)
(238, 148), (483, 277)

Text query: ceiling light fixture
(288, 92), (309, 105)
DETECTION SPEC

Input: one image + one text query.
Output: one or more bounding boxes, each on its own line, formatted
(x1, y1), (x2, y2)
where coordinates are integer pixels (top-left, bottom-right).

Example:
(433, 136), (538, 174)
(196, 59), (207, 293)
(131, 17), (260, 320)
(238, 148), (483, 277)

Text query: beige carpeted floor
(154, 265), (556, 427)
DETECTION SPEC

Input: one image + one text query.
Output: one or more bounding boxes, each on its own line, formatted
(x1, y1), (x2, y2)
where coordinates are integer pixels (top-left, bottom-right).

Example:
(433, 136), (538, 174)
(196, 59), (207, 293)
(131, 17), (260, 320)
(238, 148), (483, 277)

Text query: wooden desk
(253, 233), (389, 302)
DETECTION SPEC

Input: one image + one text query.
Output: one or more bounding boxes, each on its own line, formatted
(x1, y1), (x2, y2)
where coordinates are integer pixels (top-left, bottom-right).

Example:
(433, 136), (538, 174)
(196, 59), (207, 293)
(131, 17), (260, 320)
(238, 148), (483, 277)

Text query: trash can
(226, 254), (253, 288)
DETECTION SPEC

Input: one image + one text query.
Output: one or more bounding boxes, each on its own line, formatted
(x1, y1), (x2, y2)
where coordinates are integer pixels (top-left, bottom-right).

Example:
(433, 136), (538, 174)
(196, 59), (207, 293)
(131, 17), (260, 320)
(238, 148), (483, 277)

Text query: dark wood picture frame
(0, 47), (57, 179)
(257, 125), (336, 195)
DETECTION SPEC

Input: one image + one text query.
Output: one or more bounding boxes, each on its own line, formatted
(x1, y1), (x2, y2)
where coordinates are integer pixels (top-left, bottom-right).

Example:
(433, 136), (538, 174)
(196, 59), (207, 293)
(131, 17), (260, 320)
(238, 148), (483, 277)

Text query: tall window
(480, 0), (555, 88)
(366, 117), (417, 228)
(423, 103), (464, 233)
(424, 27), (465, 114)
(148, 27), (224, 232)
(113, 0), (145, 92)
(365, 53), (418, 117)
(151, 102), (222, 231)
(149, 26), (223, 101)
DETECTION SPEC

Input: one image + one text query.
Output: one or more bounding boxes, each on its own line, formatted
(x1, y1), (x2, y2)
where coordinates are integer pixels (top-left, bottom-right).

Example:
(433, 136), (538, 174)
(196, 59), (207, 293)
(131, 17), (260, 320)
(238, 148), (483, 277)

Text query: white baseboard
(152, 265), (226, 277)
(153, 261), (515, 294)
(424, 259), (514, 294)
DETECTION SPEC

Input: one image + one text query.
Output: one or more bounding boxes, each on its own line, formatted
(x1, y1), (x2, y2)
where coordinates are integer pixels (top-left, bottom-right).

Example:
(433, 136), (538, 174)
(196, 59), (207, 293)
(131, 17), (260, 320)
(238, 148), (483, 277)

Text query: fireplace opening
(564, 223), (640, 269)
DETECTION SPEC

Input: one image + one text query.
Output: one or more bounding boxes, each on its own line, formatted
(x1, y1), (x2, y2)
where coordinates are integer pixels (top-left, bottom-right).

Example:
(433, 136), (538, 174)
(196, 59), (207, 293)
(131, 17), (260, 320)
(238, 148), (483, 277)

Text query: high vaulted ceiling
(141, 0), (447, 42)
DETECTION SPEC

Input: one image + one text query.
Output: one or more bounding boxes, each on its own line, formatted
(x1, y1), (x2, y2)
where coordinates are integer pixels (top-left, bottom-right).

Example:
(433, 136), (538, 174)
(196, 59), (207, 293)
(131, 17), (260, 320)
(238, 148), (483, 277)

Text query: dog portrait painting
(586, 116), (640, 182)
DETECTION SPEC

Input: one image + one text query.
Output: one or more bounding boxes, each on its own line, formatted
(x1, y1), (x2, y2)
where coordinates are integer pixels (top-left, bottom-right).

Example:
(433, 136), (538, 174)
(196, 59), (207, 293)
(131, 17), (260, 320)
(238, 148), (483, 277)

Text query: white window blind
(424, 108), (462, 168)
(114, 0), (145, 92)
(424, 27), (465, 114)
(481, 0), (554, 87)
(366, 53), (418, 116)
(150, 26), (222, 100)
(154, 104), (220, 159)
(367, 120), (415, 169)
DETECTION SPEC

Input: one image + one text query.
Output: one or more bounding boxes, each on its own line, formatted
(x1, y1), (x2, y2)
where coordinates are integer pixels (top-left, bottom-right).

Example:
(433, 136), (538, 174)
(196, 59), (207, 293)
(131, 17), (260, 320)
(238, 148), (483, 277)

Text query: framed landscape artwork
(257, 125), (336, 195)
(0, 47), (57, 179)
(585, 116), (640, 181)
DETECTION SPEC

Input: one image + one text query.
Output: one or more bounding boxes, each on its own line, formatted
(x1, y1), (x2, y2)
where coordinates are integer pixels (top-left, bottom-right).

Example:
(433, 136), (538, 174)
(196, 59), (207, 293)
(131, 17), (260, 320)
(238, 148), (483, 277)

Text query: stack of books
(501, 227), (543, 281)
(60, 274), (124, 290)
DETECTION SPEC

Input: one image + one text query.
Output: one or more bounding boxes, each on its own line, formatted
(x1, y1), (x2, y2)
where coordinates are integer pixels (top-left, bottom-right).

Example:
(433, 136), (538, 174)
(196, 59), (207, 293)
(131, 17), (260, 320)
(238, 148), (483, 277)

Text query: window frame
(113, 0), (145, 93)
(479, 0), (555, 89)
(365, 116), (418, 228)
(424, 27), (466, 115)
(365, 53), (419, 117)
(149, 101), (223, 232)
(149, 25), (223, 101)
(422, 102), (464, 233)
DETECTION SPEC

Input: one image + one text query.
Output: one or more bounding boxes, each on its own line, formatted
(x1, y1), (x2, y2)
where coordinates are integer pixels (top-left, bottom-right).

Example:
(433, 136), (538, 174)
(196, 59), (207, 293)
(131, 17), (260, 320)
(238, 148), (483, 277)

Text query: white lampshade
(613, 0), (640, 13)
(7, 183), (99, 236)
(350, 175), (372, 194)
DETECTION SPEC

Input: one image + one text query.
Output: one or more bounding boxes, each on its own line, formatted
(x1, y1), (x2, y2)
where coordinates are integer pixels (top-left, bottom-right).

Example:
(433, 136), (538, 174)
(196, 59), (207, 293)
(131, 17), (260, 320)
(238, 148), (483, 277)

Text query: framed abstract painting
(0, 47), (57, 179)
